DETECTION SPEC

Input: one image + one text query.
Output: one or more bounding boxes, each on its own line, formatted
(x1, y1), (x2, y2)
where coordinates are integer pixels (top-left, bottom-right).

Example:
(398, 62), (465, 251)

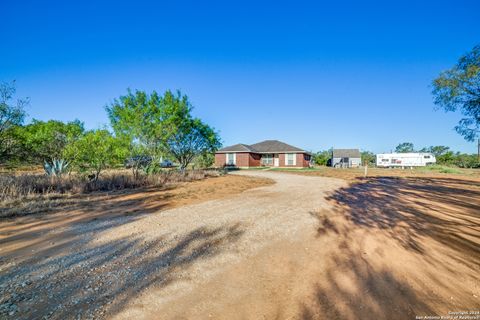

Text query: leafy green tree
(432, 45), (480, 141)
(416, 146), (478, 167)
(312, 150), (331, 166)
(395, 142), (414, 153)
(0, 126), (25, 165)
(361, 151), (376, 165)
(0, 81), (28, 135)
(419, 145), (456, 165)
(106, 90), (168, 177)
(159, 91), (221, 170)
(454, 153), (480, 168)
(106, 89), (221, 171)
(20, 119), (85, 163)
(437, 150), (456, 165)
(195, 152), (215, 168)
(0, 81), (29, 163)
(106, 89), (164, 158)
(419, 145), (450, 157)
(64, 129), (127, 181)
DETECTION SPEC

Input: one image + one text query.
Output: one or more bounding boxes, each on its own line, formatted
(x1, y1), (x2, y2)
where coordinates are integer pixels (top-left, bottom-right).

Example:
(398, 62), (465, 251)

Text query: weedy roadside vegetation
(0, 169), (225, 218)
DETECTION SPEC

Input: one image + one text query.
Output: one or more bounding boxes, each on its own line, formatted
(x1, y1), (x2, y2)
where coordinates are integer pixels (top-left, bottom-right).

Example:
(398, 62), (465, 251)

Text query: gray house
(331, 149), (361, 168)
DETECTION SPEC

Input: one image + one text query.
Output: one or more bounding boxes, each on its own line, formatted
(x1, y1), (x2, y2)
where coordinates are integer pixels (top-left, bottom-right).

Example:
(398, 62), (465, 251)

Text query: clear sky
(1, 0), (479, 153)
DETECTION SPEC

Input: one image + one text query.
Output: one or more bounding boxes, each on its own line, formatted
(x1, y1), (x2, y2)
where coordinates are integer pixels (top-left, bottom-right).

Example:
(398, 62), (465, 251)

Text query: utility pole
(478, 138), (480, 161)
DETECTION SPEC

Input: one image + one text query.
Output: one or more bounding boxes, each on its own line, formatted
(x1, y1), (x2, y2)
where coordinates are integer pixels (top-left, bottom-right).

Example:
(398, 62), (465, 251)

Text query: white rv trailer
(376, 153), (436, 168)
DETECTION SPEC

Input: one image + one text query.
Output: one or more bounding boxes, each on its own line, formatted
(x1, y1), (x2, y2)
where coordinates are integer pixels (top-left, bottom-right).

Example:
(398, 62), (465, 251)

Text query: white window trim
(285, 153), (297, 166)
(226, 153), (236, 165)
(262, 154), (274, 165)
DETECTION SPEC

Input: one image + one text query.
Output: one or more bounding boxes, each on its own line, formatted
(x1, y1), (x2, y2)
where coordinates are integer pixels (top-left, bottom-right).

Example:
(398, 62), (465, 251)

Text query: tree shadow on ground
(0, 221), (245, 319)
(327, 176), (480, 258)
(299, 244), (435, 320)
(301, 176), (480, 319)
(0, 185), (179, 265)
(0, 178), (248, 319)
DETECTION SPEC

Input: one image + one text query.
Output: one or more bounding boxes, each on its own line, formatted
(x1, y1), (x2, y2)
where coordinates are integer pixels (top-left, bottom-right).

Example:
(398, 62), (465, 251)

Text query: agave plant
(44, 158), (70, 177)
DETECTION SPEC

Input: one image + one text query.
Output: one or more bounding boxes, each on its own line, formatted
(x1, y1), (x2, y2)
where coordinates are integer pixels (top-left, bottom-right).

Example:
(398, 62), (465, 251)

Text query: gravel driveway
(1, 171), (345, 319)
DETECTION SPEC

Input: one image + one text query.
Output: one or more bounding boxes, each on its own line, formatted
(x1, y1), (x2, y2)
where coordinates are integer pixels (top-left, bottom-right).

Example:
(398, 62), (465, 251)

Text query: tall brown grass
(0, 169), (224, 218)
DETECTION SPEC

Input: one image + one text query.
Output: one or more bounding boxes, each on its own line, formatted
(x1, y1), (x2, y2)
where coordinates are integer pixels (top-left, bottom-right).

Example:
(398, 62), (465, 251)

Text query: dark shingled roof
(217, 140), (308, 154)
(250, 140), (305, 153)
(332, 149), (361, 158)
(216, 143), (256, 153)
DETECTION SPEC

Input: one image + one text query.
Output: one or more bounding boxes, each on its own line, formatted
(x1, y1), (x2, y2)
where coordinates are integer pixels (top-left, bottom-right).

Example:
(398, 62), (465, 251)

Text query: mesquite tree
(0, 81), (28, 162)
(432, 45), (480, 142)
(106, 89), (220, 171)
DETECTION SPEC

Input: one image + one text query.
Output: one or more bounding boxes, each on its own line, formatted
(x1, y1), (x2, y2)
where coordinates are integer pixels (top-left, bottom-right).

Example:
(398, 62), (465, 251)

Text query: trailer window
(424, 155), (430, 159)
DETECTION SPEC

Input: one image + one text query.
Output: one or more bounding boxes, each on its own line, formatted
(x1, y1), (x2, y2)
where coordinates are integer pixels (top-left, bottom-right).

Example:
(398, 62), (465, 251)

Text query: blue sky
(1, 0), (479, 153)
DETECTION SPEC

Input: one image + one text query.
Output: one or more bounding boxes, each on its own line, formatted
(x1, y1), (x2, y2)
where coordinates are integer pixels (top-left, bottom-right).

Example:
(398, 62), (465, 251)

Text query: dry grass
(0, 169), (225, 218)
(280, 165), (480, 182)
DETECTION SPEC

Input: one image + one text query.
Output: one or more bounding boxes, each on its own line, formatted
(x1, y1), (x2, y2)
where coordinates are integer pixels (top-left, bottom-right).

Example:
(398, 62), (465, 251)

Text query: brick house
(215, 140), (311, 168)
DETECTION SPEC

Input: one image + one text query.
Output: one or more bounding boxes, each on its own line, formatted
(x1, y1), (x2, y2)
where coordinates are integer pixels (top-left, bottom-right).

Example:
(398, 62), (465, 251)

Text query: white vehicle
(376, 153), (436, 168)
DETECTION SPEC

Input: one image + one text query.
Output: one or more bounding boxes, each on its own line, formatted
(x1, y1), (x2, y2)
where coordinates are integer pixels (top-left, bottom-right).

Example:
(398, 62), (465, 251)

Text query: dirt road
(1, 171), (479, 319)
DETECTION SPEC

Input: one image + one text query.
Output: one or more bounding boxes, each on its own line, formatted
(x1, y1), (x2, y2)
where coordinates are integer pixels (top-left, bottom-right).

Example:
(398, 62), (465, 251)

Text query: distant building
(331, 149), (361, 168)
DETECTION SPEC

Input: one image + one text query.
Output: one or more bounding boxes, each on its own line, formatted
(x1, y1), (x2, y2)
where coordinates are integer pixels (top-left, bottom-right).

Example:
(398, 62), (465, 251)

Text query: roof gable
(250, 140), (305, 153)
(216, 143), (256, 153)
(216, 140), (308, 154)
(332, 149), (361, 158)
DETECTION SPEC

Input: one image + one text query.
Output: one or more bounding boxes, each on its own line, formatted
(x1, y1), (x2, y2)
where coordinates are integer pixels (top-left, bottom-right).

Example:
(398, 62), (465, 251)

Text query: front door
(274, 154), (279, 167)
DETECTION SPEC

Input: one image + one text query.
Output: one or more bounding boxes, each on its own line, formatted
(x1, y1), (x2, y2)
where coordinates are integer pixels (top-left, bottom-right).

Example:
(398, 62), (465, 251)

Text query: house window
(286, 153), (296, 166)
(226, 153), (236, 165)
(261, 154), (273, 165)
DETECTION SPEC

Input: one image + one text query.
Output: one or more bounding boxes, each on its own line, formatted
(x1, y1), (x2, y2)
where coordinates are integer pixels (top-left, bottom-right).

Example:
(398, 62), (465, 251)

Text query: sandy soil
(160, 173), (479, 320)
(281, 166), (480, 182)
(0, 174), (273, 318)
(1, 171), (479, 319)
